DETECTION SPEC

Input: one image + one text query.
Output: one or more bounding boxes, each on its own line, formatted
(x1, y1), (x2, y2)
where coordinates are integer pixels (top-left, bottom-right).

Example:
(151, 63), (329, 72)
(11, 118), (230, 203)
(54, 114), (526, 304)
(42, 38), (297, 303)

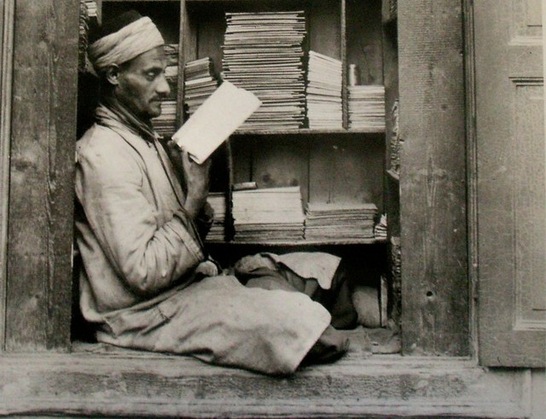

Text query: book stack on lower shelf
(184, 57), (218, 118)
(206, 192), (228, 242)
(347, 85), (386, 131)
(152, 44), (179, 137)
(222, 11), (307, 130)
(306, 51), (343, 129)
(231, 186), (306, 242)
(304, 202), (378, 241)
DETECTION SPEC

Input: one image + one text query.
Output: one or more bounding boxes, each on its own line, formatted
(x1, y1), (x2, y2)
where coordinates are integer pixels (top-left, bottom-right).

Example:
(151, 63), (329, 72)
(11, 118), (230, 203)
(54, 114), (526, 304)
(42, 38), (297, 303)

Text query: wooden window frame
(2, 1), (532, 417)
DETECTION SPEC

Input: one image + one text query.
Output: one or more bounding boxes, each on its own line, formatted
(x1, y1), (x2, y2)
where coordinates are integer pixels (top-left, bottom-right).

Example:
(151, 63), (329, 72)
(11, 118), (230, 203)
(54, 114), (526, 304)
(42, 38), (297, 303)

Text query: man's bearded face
(115, 46), (170, 120)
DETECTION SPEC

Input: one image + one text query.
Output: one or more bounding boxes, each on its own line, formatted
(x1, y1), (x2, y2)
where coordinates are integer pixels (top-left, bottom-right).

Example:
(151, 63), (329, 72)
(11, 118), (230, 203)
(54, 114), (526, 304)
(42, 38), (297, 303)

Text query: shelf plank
(233, 128), (385, 136)
(207, 238), (386, 246)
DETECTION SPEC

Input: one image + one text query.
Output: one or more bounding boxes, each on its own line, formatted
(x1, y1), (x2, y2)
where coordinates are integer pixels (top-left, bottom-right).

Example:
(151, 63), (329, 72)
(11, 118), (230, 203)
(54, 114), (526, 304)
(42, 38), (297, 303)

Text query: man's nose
(157, 73), (171, 96)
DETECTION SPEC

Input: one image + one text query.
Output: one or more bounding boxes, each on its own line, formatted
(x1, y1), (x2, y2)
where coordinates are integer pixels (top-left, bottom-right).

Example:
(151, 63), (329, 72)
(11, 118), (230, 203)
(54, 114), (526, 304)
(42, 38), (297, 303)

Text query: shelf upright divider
(179, 0), (195, 126)
(341, 0), (349, 131)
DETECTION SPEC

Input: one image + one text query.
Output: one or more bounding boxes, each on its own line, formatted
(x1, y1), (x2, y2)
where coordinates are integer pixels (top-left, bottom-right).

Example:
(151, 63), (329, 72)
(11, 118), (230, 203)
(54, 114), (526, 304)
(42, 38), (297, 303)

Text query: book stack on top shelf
(152, 44), (178, 137)
(222, 11), (307, 131)
(206, 192), (228, 242)
(306, 51), (343, 129)
(184, 57), (219, 118)
(79, 0), (100, 73)
(232, 186), (306, 242)
(347, 85), (386, 131)
(79, 1), (90, 72)
(304, 202), (378, 241)
(84, 0), (98, 18)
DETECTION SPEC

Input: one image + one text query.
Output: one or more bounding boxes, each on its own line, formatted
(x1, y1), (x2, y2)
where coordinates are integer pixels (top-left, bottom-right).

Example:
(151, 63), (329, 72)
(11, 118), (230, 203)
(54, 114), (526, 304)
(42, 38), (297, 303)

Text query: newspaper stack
(306, 51), (343, 129)
(304, 202), (378, 241)
(206, 192), (228, 242)
(152, 44), (179, 137)
(347, 85), (386, 130)
(222, 11), (307, 130)
(184, 57), (218, 117)
(232, 186), (305, 242)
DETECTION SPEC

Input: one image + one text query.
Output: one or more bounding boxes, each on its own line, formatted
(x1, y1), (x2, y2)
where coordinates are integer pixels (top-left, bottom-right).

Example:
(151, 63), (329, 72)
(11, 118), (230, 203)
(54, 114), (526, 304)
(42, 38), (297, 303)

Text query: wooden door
(474, 0), (545, 367)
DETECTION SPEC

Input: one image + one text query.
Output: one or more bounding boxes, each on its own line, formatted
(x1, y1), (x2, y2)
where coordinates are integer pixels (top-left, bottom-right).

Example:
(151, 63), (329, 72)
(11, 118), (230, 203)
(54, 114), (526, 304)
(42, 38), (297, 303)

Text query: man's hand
(181, 149), (211, 219)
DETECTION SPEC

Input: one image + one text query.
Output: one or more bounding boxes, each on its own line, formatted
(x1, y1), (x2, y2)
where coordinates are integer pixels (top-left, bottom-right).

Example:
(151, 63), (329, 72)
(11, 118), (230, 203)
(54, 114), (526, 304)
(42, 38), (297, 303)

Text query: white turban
(88, 16), (165, 73)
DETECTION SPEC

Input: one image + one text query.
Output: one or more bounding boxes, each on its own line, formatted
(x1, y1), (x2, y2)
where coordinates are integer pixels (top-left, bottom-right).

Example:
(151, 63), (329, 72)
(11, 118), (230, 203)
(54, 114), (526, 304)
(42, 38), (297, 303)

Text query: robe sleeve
(75, 140), (205, 297)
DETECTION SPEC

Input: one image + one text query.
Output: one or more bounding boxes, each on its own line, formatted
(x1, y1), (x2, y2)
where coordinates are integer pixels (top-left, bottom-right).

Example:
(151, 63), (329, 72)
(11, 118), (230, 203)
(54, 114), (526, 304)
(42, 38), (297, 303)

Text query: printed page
(172, 80), (261, 164)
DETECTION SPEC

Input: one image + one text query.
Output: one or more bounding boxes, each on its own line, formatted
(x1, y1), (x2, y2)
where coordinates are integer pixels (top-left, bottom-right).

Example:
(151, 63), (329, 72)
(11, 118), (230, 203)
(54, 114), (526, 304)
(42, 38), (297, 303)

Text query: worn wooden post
(5, 0), (79, 351)
(398, 0), (469, 356)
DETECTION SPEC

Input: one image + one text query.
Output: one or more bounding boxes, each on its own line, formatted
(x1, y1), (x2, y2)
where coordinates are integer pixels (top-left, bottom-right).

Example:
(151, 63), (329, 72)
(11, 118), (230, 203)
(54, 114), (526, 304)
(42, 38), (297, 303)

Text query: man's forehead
(128, 46), (167, 69)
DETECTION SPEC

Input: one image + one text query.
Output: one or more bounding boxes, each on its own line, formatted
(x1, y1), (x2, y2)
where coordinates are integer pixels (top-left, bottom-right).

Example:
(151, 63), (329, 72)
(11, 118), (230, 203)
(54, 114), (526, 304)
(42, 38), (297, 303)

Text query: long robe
(74, 106), (331, 375)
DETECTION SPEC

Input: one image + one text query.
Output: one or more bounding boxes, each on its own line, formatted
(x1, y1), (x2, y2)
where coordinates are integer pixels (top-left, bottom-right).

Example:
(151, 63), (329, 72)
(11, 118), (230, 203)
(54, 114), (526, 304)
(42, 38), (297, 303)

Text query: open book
(172, 80), (261, 164)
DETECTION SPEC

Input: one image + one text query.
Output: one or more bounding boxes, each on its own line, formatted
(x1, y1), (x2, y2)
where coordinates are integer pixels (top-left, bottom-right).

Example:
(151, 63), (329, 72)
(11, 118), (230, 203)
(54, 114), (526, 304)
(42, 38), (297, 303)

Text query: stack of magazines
(222, 11), (307, 130)
(347, 85), (386, 130)
(306, 51), (343, 129)
(206, 192), (228, 242)
(152, 44), (179, 137)
(232, 186), (305, 242)
(304, 202), (378, 241)
(184, 57), (218, 117)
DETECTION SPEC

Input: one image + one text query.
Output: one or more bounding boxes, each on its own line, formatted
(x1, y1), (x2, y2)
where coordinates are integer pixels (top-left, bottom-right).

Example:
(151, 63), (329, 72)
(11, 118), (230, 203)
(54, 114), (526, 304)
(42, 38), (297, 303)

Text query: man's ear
(105, 65), (121, 86)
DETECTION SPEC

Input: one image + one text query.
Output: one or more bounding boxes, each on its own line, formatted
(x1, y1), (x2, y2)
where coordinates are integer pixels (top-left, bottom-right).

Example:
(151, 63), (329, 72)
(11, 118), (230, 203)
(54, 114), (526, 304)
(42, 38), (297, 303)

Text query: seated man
(75, 10), (349, 375)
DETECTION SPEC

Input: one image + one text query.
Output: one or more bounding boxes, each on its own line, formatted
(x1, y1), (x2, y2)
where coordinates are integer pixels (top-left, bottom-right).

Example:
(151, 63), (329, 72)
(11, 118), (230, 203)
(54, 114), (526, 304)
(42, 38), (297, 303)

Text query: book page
(172, 80), (261, 164)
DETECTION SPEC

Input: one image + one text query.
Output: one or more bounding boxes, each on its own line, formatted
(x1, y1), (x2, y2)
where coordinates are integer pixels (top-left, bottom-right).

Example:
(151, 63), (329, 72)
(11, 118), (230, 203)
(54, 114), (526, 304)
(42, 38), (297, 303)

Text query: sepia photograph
(0, 0), (544, 417)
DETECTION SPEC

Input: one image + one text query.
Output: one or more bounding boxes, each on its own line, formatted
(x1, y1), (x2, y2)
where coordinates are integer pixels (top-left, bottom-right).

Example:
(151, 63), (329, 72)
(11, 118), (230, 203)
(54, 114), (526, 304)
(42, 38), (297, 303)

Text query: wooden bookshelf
(96, 0), (393, 315)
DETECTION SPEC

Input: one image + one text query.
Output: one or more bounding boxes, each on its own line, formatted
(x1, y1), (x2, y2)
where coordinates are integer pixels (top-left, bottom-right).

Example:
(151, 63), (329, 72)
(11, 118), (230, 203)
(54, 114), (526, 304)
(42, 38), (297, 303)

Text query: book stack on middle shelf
(304, 202), (378, 242)
(222, 11), (307, 131)
(152, 44), (179, 137)
(347, 85), (386, 131)
(184, 57), (219, 118)
(306, 51), (343, 129)
(231, 186), (306, 242)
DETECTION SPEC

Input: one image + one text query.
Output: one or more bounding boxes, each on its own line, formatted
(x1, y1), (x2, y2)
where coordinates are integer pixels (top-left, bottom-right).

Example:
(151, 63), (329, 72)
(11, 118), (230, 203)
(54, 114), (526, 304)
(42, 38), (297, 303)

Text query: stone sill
(0, 344), (531, 418)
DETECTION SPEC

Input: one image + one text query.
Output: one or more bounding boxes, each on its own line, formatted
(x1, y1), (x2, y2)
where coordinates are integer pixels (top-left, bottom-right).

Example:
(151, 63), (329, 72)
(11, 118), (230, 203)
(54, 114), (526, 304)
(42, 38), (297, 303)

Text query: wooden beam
(0, 0), (15, 350)
(5, 0), (78, 351)
(398, 0), (469, 355)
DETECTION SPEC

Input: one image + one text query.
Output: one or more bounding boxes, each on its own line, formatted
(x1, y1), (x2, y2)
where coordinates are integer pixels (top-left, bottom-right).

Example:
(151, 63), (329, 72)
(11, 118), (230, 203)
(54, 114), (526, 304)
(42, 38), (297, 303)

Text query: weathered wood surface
(398, 0), (469, 355)
(0, 351), (531, 418)
(5, 0), (78, 351)
(474, 0), (545, 367)
(0, 0), (15, 350)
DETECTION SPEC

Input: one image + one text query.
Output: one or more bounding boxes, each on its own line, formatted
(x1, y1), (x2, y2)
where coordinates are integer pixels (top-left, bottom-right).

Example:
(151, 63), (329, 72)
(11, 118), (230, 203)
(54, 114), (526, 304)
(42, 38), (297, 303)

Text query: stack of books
(152, 44), (179, 137)
(184, 57), (218, 117)
(304, 202), (378, 241)
(79, 1), (90, 71)
(374, 213), (388, 240)
(232, 186), (305, 242)
(347, 85), (386, 130)
(206, 192), (228, 242)
(306, 51), (343, 129)
(222, 11), (307, 130)
(79, 0), (100, 72)
(83, 0), (97, 18)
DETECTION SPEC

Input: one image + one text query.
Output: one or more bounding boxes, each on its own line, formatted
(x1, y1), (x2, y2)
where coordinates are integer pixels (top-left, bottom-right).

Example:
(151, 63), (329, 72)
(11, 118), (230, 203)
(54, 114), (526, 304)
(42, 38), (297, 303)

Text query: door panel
(475, 0), (545, 367)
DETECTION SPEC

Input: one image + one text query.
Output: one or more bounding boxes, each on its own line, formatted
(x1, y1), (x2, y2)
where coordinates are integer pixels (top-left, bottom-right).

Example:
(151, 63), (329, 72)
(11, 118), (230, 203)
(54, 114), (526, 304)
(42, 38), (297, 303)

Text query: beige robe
(74, 108), (330, 375)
